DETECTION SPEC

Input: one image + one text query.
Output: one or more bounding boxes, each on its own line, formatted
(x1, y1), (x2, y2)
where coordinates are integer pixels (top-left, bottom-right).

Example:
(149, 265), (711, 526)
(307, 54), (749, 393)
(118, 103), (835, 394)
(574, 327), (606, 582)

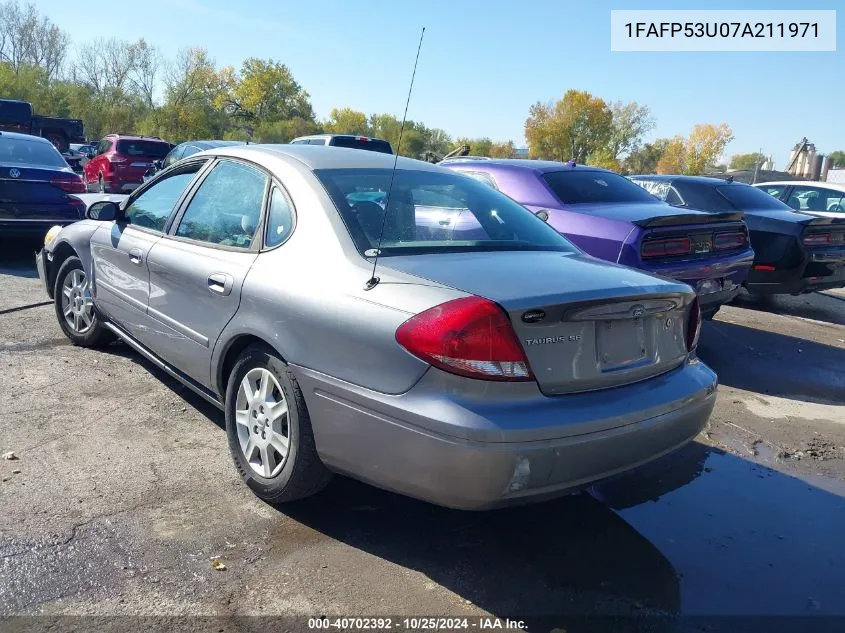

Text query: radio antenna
(364, 26), (426, 291)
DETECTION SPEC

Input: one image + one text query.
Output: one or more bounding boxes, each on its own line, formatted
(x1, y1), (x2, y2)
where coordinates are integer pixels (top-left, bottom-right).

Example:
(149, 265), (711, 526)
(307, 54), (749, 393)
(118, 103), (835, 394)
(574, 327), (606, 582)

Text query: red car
(83, 134), (171, 193)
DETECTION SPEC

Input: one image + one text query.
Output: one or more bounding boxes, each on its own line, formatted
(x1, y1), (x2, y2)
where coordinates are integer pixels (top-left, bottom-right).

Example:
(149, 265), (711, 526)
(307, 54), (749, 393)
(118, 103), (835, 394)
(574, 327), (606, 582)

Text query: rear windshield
(329, 136), (393, 154)
(544, 170), (659, 204)
(315, 168), (578, 257)
(116, 139), (170, 158)
(717, 184), (792, 210)
(0, 136), (67, 167)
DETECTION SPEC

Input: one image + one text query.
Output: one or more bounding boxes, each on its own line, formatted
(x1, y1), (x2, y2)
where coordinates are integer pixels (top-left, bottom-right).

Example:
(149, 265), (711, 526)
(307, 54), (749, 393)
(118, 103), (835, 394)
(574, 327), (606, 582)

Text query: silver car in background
(36, 145), (716, 510)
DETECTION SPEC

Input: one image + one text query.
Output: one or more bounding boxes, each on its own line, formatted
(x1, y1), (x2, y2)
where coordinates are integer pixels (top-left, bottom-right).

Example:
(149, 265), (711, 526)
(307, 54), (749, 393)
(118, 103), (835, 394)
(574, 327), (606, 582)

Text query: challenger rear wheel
(225, 344), (331, 503)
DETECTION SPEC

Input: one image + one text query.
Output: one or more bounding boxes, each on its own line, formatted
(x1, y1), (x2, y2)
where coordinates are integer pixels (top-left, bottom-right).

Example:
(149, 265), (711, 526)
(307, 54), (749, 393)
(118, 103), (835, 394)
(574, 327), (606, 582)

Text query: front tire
(225, 344), (331, 504)
(53, 256), (114, 347)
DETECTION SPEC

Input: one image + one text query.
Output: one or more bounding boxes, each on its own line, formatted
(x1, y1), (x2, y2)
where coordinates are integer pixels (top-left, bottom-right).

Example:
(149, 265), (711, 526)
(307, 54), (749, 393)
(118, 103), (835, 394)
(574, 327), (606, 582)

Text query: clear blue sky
(36, 0), (844, 167)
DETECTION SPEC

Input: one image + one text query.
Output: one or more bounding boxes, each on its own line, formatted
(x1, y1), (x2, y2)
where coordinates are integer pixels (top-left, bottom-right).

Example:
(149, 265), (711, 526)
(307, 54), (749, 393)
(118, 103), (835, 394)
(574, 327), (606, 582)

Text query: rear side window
(543, 170), (658, 204)
(671, 181), (735, 212)
(716, 184), (792, 211)
(265, 187), (295, 247)
(176, 160), (268, 248)
(124, 163), (205, 232)
(116, 140), (170, 158)
(163, 146), (185, 167)
(456, 170), (499, 190)
(0, 137), (67, 167)
(329, 136), (393, 154)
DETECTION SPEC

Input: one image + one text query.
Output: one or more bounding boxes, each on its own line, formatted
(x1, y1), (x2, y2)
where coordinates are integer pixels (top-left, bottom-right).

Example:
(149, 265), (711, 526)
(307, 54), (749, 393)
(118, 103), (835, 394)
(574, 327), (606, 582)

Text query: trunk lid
(382, 251), (694, 394)
(568, 201), (741, 226)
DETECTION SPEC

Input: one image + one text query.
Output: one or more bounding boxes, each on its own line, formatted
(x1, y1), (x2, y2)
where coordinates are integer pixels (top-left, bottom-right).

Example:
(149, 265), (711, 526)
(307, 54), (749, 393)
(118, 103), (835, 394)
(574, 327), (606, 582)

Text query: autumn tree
(525, 90), (613, 162)
(455, 137), (516, 158)
(656, 124), (734, 175)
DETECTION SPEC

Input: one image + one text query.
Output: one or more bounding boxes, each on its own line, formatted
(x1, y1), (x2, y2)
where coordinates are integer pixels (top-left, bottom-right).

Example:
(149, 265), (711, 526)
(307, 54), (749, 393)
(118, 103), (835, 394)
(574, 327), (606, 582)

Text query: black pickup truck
(0, 98), (85, 152)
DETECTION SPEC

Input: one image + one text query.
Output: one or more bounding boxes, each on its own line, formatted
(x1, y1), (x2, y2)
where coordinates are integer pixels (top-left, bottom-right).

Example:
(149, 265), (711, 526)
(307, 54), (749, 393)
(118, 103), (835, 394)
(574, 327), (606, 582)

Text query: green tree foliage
(622, 139), (671, 175)
(525, 90), (613, 162)
(455, 137), (516, 158)
(729, 152), (766, 171)
(325, 107), (368, 135)
(828, 151), (845, 168)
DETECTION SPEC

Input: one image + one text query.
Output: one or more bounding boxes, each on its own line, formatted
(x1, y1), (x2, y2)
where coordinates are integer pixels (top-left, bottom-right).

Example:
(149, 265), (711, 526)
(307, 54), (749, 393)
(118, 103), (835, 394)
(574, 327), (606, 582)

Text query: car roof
(753, 180), (845, 192)
(441, 158), (611, 174)
(106, 134), (169, 141)
(629, 174), (742, 186)
(291, 133), (391, 142)
(202, 143), (441, 172)
(178, 140), (245, 149)
(0, 130), (52, 144)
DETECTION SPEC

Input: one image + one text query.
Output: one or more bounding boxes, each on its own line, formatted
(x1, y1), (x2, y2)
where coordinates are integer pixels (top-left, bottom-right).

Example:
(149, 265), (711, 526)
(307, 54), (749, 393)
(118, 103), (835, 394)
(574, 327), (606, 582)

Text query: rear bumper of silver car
(293, 359), (717, 510)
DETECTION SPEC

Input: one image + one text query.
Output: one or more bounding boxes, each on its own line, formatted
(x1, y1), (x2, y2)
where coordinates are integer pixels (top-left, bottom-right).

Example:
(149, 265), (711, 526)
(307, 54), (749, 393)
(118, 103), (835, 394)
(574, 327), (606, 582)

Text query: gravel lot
(1, 236), (844, 628)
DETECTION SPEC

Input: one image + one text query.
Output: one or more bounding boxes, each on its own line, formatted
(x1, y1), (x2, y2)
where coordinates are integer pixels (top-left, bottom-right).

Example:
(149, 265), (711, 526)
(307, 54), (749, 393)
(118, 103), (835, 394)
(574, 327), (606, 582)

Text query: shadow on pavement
(698, 320), (845, 405)
(278, 440), (845, 626)
(0, 237), (41, 279)
(731, 291), (845, 327)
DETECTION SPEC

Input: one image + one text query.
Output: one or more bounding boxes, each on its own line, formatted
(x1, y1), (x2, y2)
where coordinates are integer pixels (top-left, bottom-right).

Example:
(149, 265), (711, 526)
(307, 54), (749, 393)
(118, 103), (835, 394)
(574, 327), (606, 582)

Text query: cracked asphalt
(1, 236), (844, 629)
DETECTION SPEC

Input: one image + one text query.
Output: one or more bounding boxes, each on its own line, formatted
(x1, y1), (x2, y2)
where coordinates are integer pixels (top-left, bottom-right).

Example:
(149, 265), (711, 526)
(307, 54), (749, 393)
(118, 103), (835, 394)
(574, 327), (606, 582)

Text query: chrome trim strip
(103, 322), (223, 409)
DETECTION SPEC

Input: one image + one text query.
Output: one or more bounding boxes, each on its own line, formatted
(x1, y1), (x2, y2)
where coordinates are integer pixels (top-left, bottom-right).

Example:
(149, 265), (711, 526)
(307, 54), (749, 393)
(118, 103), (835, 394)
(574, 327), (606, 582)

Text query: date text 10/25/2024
(308, 617), (527, 630)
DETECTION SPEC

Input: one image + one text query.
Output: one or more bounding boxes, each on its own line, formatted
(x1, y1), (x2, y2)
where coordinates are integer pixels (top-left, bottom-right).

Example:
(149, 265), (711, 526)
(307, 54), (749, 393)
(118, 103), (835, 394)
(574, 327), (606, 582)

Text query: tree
(225, 57), (314, 123)
(587, 148), (622, 172)
(828, 151), (845, 169)
(729, 152), (766, 171)
(325, 107), (368, 135)
(128, 39), (159, 108)
(455, 137), (516, 158)
(0, 1), (69, 80)
(685, 123), (733, 175)
(622, 139), (671, 174)
(608, 100), (654, 158)
(655, 124), (734, 175)
(524, 90), (613, 162)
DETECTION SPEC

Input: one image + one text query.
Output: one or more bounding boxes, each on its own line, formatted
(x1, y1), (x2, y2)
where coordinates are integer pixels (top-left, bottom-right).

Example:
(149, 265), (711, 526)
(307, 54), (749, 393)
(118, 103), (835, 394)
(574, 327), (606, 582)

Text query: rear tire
(53, 256), (114, 348)
(225, 344), (331, 504)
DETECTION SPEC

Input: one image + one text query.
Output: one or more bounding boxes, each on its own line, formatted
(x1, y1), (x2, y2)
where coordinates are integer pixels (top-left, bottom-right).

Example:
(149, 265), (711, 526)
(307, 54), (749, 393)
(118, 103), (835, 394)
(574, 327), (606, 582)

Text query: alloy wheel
(61, 268), (94, 334)
(234, 367), (290, 478)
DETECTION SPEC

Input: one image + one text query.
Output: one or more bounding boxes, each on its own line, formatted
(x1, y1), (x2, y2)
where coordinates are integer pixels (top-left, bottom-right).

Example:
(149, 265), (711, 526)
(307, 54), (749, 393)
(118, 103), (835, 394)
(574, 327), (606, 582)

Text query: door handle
(128, 248), (143, 265)
(207, 273), (233, 296)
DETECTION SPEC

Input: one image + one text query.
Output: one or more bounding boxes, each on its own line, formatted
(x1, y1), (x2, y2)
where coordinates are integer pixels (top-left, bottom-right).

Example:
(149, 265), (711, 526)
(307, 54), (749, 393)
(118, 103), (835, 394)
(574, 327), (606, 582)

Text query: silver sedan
(36, 145), (717, 509)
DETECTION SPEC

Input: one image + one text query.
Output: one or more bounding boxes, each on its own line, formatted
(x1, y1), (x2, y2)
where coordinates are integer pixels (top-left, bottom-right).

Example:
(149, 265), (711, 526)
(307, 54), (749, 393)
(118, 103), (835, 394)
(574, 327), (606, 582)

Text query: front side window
(163, 146), (185, 167)
(315, 168), (578, 257)
(97, 140), (112, 155)
(265, 187), (295, 247)
(543, 170), (659, 205)
(175, 160), (268, 247)
(787, 186), (845, 212)
(123, 163), (205, 231)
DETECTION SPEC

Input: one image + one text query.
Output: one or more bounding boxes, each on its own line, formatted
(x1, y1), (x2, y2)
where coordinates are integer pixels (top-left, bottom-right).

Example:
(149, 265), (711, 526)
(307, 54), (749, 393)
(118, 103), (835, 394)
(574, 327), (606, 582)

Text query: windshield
(329, 136), (393, 154)
(717, 185), (792, 210)
(315, 168), (579, 257)
(0, 136), (67, 167)
(544, 170), (660, 204)
(116, 139), (170, 158)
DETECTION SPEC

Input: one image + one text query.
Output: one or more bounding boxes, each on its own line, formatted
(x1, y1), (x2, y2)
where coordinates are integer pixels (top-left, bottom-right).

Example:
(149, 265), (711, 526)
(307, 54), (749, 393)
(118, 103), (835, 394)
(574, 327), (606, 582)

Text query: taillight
(50, 176), (86, 193)
(641, 237), (691, 258)
(686, 297), (701, 353)
(714, 230), (747, 250)
(802, 232), (832, 246)
(395, 296), (534, 382)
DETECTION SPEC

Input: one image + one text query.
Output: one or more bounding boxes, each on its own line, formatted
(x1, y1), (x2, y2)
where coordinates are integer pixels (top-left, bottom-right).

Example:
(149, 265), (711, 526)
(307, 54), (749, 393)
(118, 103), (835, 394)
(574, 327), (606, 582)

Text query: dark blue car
(0, 131), (87, 236)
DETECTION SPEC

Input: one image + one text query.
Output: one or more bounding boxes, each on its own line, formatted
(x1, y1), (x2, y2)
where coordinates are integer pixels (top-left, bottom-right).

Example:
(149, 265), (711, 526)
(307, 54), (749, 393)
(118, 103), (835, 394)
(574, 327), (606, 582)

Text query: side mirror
(153, 159), (163, 169)
(535, 209), (550, 222)
(86, 200), (119, 221)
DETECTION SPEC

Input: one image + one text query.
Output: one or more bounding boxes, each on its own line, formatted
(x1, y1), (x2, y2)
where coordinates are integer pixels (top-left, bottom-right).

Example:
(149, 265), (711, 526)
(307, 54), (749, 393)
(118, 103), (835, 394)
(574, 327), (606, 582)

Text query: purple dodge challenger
(440, 159), (754, 318)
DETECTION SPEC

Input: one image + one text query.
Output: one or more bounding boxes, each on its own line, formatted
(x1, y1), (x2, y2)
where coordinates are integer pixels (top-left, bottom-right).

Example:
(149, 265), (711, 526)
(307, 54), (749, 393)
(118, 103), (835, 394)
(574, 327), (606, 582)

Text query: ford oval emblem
(9, 168), (20, 179)
(521, 309), (546, 324)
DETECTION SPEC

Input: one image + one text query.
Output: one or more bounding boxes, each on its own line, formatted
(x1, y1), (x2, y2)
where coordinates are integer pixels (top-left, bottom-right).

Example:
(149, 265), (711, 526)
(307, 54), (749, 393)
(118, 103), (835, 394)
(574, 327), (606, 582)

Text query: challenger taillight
(802, 232), (833, 246)
(641, 237), (691, 258)
(50, 176), (86, 193)
(714, 230), (747, 250)
(686, 297), (701, 353)
(395, 296), (534, 382)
